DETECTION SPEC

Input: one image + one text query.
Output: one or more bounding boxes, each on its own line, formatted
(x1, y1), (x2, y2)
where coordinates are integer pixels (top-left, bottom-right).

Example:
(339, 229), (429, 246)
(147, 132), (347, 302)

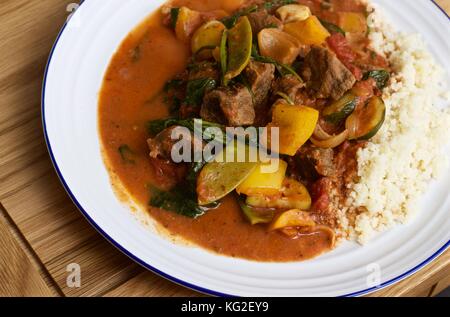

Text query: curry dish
(99, 0), (392, 262)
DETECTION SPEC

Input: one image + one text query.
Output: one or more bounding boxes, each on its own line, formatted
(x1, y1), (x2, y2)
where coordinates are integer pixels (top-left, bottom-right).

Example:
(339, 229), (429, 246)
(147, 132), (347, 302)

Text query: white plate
(42, 0), (450, 296)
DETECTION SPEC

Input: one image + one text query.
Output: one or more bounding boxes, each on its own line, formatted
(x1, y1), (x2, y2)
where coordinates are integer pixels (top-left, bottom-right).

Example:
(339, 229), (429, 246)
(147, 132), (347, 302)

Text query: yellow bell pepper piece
(246, 178), (312, 211)
(236, 159), (288, 196)
(269, 209), (316, 231)
(270, 102), (319, 156)
(338, 12), (367, 34)
(283, 16), (330, 45)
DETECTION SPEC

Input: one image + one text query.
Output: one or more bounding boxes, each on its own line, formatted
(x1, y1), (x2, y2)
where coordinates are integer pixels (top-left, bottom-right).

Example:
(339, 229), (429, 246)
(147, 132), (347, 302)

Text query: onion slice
(311, 129), (349, 148)
(313, 123), (332, 140)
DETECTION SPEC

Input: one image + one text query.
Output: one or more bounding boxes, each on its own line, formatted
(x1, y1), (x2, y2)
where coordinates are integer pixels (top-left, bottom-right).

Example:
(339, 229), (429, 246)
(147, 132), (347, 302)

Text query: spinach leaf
(169, 8), (180, 29)
(147, 118), (180, 136)
(185, 161), (207, 196)
(319, 18), (345, 35)
(264, 0), (297, 10)
(185, 78), (217, 106)
(163, 79), (185, 115)
(164, 79), (184, 92)
(118, 145), (135, 164)
(220, 30), (228, 85)
(222, 5), (258, 29)
(149, 161), (220, 218)
(363, 70), (390, 89)
(150, 187), (207, 218)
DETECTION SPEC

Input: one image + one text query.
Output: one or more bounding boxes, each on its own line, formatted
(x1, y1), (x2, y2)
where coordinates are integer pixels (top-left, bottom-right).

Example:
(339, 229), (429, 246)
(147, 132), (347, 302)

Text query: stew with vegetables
(99, 0), (391, 262)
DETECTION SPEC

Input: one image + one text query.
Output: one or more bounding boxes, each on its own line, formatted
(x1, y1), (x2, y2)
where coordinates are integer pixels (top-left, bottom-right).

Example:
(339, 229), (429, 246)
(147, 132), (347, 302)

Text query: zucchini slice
(322, 92), (357, 124)
(363, 70), (390, 90)
(238, 197), (274, 225)
(346, 96), (386, 140)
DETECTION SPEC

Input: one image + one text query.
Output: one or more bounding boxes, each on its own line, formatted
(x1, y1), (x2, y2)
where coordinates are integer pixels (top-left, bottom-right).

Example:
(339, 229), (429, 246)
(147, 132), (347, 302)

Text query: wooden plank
(0, 0), (145, 297)
(436, 0), (450, 13)
(430, 274), (450, 296)
(0, 205), (54, 296)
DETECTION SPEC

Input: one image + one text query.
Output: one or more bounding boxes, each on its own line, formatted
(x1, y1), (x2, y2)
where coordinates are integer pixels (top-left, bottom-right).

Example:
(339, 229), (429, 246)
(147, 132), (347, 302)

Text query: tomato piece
(326, 33), (362, 80)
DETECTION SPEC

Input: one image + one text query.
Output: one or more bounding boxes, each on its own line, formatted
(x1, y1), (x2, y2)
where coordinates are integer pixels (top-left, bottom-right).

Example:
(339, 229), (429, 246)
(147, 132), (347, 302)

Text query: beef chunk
(304, 46), (356, 100)
(188, 62), (220, 82)
(147, 126), (203, 160)
(247, 10), (283, 36)
(201, 84), (254, 126)
(310, 177), (339, 227)
(149, 157), (188, 191)
(271, 74), (305, 102)
(271, 75), (317, 108)
(244, 61), (275, 108)
(298, 145), (336, 178)
(288, 144), (336, 186)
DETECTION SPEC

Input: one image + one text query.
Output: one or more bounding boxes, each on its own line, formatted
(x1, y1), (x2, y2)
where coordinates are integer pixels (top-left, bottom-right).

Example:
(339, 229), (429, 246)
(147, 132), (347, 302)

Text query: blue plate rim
(41, 0), (449, 297)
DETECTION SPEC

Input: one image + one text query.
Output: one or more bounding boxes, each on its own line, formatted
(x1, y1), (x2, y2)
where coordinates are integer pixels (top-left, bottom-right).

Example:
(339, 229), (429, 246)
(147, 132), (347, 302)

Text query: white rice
(344, 3), (450, 244)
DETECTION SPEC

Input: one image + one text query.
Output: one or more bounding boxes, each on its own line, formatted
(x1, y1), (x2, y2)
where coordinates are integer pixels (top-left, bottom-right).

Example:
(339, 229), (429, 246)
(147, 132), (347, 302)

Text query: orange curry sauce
(99, 0), (365, 261)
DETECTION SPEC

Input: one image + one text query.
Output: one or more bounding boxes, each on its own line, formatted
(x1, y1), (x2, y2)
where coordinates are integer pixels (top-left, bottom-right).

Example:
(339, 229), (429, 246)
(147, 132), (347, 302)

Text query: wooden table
(0, 0), (449, 297)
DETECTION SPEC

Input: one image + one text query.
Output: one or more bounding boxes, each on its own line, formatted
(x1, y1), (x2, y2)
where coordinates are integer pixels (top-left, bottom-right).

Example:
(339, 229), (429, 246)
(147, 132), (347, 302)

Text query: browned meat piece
(188, 62), (220, 82)
(271, 74), (305, 102)
(147, 126), (203, 160)
(247, 10), (283, 36)
(304, 46), (356, 100)
(149, 157), (188, 191)
(298, 145), (336, 177)
(271, 75), (316, 106)
(335, 140), (367, 185)
(244, 60), (275, 108)
(201, 84), (254, 126)
(298, 43), (311, 58)
(309, 177), (340, 228)
(287, 144), (336, 187)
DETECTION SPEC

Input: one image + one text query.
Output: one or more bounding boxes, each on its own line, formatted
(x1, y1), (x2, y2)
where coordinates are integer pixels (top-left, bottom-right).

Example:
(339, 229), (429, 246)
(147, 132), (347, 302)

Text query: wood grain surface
(0, 0), (448, 297)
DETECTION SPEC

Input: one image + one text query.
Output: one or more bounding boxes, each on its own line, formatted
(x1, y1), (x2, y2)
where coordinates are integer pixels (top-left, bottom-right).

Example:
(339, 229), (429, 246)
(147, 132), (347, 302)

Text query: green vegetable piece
(275, 91), (295, 105)
(346, 96), (386, 140)
(164, 79), (184, 92)
(118, 145), (135, 164)
(251, 44), (303, 83)
(363, 70), (390, 90)
(224, 16), (253, 84)
(220, 30), (228, 85)
(150, 187), (213, 218)
(238, 197), (275, 225)
(323, 92), (357, 124)
(185, 78), (217, 106)
(197, 144), (257, 205)
(149, 160), (220, 218)
(170, 8), (180, 29)
(319, 18), (345, 35)
(222, 5), (258, 29)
